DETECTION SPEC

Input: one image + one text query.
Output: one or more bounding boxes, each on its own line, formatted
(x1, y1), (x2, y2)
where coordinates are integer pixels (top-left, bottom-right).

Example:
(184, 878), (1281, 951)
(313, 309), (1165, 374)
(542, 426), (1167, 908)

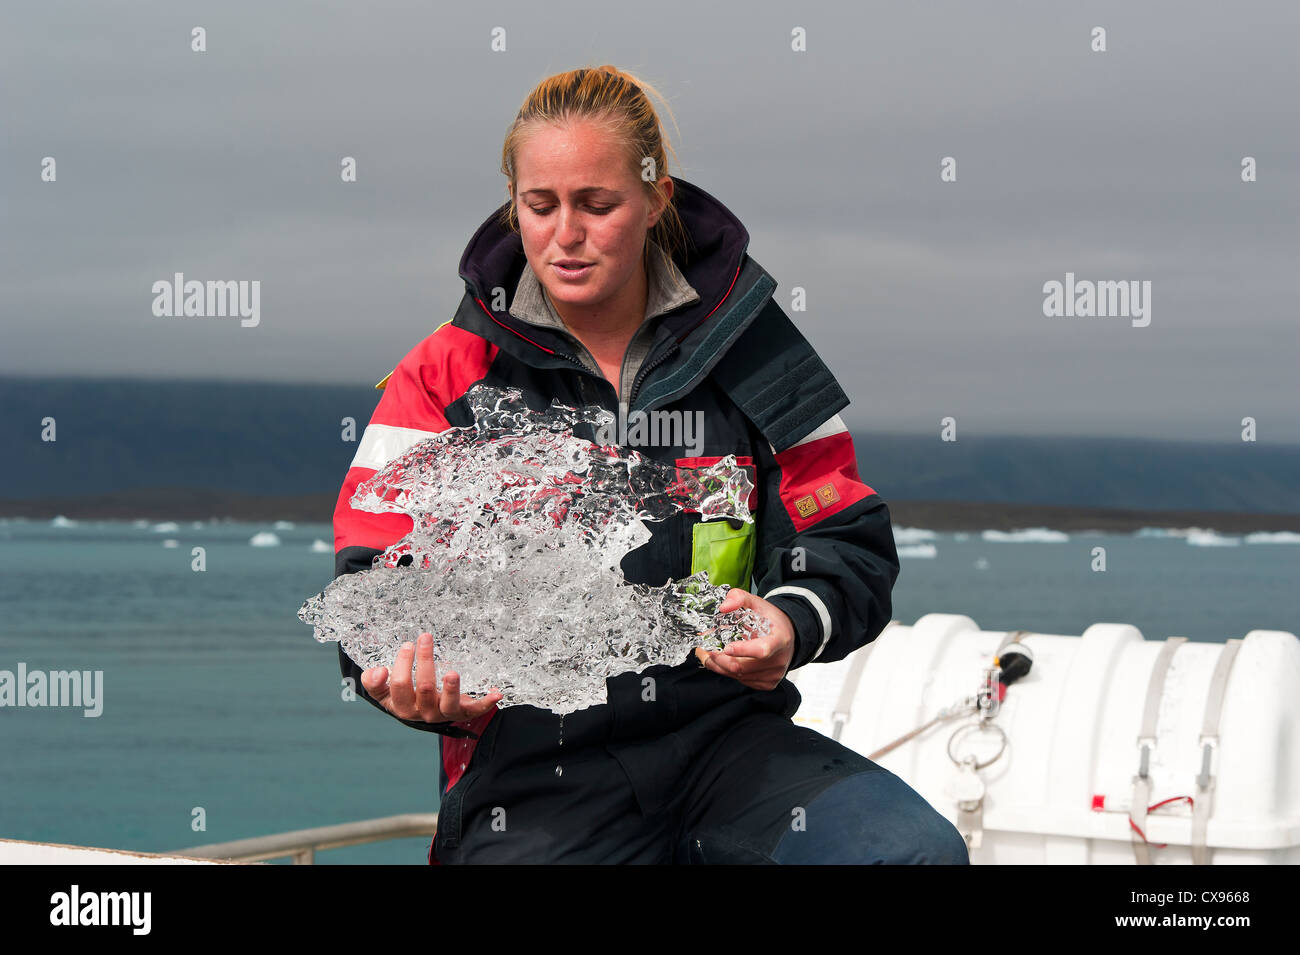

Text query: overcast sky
(2, 1), (1297, 442)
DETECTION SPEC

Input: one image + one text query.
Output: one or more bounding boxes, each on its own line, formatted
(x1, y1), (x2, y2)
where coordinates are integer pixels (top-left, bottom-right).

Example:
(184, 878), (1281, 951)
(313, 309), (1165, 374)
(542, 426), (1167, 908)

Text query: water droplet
(554, 765), (563, 777)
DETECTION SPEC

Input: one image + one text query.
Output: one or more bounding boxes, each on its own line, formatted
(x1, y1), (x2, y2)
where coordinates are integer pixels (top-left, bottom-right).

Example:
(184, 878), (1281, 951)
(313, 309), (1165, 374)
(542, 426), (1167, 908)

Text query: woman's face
(512, 119), (669, 322)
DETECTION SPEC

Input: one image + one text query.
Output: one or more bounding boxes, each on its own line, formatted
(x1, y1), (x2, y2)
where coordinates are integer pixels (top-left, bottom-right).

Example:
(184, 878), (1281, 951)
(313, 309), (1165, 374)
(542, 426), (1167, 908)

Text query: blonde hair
(498, 65), (692, 268)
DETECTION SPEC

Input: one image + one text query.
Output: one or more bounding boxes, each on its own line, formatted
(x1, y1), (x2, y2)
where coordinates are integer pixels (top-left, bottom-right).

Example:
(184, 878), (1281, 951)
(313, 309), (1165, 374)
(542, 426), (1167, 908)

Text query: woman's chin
(545, 286), (603, 309)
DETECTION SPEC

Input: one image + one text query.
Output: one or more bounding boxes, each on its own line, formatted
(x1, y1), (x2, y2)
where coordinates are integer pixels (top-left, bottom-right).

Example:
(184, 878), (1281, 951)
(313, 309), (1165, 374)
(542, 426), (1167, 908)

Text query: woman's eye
(528, 205), (613, 216)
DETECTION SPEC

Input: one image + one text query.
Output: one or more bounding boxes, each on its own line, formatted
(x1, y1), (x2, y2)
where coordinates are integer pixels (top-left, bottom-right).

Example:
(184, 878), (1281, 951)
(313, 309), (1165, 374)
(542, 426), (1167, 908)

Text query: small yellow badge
(816, 483), (840, 506)
(795, 495), (819, 518)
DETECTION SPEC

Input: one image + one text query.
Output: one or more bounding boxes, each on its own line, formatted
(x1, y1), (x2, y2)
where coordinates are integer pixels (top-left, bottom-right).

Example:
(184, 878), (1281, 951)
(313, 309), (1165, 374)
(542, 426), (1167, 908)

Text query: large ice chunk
(298, 384), (770, 715)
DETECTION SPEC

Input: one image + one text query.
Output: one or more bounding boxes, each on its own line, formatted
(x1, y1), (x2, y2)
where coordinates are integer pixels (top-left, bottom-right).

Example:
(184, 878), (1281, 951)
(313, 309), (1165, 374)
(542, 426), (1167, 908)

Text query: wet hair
(498, 65), (692, 269)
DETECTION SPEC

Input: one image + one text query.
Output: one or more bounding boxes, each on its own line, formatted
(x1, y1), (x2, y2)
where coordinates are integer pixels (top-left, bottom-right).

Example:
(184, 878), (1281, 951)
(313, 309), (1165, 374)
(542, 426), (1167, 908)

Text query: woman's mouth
(552, 262), (594, 280)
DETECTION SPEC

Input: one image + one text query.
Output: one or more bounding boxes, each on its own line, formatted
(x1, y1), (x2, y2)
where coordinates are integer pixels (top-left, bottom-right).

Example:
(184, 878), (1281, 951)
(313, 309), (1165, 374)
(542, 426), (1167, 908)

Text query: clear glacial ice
(298, 383), (771, 715)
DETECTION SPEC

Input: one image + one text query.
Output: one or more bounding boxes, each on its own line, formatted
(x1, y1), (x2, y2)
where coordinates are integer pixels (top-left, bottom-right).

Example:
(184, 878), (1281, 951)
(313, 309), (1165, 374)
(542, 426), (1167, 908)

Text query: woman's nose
(556, 205), (584, 244)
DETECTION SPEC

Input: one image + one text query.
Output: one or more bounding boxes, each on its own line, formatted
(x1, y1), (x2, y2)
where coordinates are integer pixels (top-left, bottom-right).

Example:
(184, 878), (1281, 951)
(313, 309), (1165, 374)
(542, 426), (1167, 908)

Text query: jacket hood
(456, 176), (754, 353)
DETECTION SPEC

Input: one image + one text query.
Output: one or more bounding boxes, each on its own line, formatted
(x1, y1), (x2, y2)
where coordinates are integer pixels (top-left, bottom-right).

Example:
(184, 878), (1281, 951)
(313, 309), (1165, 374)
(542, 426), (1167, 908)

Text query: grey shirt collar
(508, 239), (700, 409)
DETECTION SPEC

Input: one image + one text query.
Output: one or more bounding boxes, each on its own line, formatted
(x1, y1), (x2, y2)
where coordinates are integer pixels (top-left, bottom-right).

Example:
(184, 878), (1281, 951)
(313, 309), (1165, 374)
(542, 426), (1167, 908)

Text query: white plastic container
(786, 614), (1300, 864)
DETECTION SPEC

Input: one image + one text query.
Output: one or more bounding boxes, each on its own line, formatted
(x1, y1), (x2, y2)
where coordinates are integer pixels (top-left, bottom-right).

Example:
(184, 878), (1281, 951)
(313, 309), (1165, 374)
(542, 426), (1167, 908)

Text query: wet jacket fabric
(329, 175), (902, 838)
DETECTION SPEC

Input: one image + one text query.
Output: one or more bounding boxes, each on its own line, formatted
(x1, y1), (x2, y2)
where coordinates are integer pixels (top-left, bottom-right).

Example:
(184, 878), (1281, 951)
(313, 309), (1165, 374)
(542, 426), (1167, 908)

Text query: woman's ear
(648, 176), (673, 227)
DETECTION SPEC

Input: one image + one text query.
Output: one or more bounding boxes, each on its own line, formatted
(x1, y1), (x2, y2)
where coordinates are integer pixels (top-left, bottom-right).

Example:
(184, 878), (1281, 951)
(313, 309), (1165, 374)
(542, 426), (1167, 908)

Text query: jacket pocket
(675, 455), (757, 515)
(605, 732), (689, 818)
(435, 767), (479, 853)
(690, 517), (757, 591)
(434, 712), (502, 854)
(676, 454), (759, 590)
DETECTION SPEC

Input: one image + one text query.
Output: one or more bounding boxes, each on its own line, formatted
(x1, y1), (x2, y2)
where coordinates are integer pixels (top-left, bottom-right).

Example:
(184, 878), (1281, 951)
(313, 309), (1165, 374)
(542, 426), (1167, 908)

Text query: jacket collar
(507, 238), (700, 335)
(457, 176), (752, 360)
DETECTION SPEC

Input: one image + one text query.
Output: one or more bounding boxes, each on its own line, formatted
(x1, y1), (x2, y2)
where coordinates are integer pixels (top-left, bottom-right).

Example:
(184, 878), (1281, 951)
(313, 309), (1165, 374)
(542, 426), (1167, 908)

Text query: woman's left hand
(695, 587), (796, 691)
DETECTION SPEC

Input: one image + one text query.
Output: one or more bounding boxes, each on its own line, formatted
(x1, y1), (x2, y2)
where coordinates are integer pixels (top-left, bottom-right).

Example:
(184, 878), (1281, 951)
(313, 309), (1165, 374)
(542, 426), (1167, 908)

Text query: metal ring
(947, 720), (1007, 771)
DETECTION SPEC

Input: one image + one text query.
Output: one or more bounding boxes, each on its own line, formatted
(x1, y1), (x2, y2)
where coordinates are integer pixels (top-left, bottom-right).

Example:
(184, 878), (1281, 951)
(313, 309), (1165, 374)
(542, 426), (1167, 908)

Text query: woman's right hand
(362, 632), (502, 723)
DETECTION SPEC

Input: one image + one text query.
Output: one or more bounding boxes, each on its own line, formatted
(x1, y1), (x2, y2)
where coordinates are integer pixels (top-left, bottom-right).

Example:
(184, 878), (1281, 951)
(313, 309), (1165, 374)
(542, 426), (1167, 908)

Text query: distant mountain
(1, 377), (1297, 514)
(0, 377), (376, 500)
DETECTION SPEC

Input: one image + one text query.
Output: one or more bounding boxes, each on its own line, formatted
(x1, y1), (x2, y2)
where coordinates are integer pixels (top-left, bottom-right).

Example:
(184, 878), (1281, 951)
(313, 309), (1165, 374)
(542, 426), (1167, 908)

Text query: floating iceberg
(1244, 531), (1300, 545)
(897, 543), (938, 559)
(1186, 530), (1240, 547)
(982, 527), (1069, 543)
(893, 526), (938, 544)
(298, 384), (770, 715)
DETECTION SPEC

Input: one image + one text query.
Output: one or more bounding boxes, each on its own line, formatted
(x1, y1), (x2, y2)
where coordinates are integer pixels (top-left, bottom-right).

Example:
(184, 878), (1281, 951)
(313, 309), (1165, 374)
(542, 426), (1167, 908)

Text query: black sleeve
(710, 296), (900, 672)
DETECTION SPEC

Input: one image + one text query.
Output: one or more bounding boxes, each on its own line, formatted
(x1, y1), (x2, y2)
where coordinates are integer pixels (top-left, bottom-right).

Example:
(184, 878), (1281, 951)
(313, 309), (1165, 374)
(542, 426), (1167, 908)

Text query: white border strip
(763, 585), (834, 660)
(349, 423), (444, 471)
(790, 414), (847, 449)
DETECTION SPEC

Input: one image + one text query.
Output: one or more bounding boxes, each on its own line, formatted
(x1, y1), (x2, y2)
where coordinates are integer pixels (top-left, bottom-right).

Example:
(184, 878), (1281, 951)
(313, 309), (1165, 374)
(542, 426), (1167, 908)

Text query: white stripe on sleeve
(763, 585), (834, 661)
(349, 423), (445, 471)
(789, 414), (848, 449)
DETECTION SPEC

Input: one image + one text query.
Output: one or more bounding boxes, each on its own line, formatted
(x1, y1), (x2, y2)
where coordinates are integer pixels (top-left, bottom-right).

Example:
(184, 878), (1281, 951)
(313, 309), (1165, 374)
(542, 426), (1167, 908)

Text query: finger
(456, 691), (503, 720)
(442, 685), (498, 722)
(731, 659), (781, 687)
(439, 670), (462, 720)
(361, 666), (390, 700)
(724, 634), (776, 658)
(413, 633), (442, 721)
(702, 650), (745, 678)
(388, 641), (417, 716)
(717, 587), (751, 614)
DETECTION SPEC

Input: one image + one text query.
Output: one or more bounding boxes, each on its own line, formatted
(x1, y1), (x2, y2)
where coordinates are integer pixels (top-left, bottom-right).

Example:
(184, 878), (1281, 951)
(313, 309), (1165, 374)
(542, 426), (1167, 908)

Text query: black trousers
(433, 709), (970, 864)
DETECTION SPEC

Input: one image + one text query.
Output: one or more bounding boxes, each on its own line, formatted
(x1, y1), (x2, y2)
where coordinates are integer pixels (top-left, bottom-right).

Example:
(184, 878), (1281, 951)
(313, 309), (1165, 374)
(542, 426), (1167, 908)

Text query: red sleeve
(333, 324), (499, 555)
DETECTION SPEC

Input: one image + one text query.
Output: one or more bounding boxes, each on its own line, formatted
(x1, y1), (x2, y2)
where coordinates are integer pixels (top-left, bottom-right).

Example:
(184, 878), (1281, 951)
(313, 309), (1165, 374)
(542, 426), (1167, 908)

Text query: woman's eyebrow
(519, 187), (623, 198)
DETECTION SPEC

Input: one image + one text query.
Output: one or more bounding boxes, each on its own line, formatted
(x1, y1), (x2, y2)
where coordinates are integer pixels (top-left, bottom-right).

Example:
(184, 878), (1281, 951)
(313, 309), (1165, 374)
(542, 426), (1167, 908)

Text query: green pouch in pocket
(690, 518), (757, 591)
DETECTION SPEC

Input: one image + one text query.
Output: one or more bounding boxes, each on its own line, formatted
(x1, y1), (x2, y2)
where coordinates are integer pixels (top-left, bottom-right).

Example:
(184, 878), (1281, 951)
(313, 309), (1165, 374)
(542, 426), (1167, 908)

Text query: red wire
(1129, 796), (1195, 848)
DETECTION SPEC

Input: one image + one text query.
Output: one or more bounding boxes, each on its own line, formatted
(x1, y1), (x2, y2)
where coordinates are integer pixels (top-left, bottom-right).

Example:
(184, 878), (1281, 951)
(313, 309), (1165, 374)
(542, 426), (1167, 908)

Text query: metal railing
(176, 813), (439, 864)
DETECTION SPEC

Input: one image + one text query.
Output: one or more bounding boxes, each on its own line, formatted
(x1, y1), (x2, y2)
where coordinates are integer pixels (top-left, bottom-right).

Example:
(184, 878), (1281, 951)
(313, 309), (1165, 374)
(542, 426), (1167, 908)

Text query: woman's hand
(362, 632), (502, 723)
(695, 587), (796, 691)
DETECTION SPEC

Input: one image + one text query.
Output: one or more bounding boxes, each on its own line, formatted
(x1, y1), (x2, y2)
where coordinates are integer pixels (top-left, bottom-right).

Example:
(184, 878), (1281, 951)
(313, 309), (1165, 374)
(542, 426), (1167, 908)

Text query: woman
(331, 65), (968, 864)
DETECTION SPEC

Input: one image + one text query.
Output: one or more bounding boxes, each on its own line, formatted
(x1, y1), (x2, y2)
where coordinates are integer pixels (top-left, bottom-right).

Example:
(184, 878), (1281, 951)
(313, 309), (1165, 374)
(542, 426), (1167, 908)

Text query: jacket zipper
(476, 279), (739, 417)
(552, 338), (680, 423)
(627, 342), (680, 413)
(556, 350), (620, 413)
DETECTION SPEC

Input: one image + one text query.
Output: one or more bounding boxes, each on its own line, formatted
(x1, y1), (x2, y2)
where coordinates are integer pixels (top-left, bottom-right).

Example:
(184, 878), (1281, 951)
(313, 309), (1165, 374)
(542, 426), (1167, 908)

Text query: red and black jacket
(330, 176), (901, 818)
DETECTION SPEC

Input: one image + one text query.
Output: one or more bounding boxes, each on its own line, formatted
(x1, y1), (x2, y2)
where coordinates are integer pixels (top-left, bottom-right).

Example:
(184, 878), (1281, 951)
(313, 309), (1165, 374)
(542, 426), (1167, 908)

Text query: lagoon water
(0, 519), (1296, 863)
